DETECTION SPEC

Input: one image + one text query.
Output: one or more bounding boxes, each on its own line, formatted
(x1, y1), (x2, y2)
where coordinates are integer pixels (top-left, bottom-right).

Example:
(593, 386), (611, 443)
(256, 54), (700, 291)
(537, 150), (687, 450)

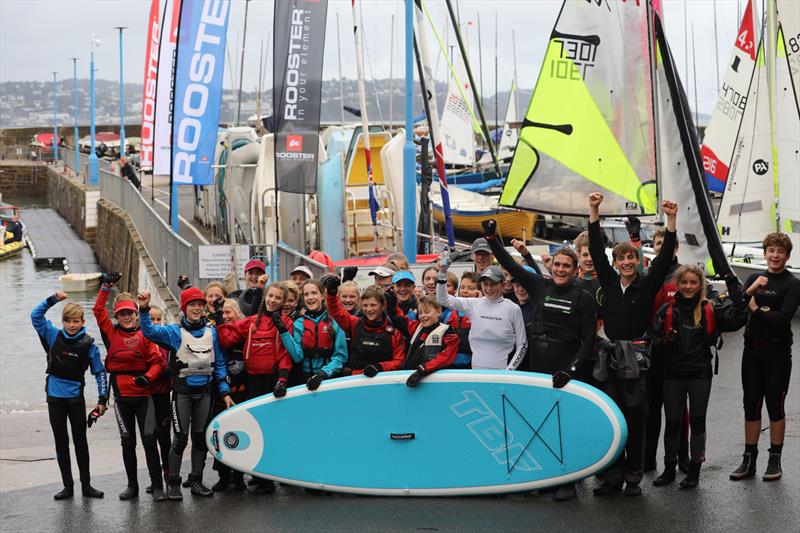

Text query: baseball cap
(244, 258), (266, 274)
(479, 266), (504, 282)
(290, 265), (313, 278)
(113, 300), (138, 315)
(368, 266), (395, 278)
(392, 270), (415, 284)
(472, 238), (492, 254)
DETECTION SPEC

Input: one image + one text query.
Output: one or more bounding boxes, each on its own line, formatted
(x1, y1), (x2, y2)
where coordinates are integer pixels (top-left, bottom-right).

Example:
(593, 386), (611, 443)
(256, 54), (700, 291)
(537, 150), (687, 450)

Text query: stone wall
(45, 167), (97, 243)
(94, 199), (180, 320)
(0, 162), (49, 197)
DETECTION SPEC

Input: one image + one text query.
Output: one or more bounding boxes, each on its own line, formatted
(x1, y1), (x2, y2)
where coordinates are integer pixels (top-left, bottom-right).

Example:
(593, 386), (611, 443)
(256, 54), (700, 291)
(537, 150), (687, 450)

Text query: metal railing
(100, 168), (197, 300)
(60, 147), (112, 179)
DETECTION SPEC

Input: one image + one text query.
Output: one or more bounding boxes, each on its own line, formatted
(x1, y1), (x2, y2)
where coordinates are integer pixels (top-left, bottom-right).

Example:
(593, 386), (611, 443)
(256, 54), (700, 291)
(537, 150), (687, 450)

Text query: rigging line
(359, 0), (387, 130)
(502, 394), (564, 470)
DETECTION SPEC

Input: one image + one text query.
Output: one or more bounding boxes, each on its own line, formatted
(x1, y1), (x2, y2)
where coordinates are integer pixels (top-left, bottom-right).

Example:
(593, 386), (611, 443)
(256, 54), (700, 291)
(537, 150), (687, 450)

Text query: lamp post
(52, 72), (59, 162)
(114, 26), (128, 156)
(70, 58), (79, 177)
(88, 33), (100, 186)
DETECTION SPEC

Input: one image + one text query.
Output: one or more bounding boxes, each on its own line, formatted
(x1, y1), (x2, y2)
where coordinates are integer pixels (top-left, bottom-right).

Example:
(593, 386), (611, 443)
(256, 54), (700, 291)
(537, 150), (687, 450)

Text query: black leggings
(48, 396), (91, 487)
(169, 391), (213, 482)
(741, 347), (792, 422)
(601, 374), (647, 486)
(151, 393), (171, 476)
(246, 374), (277, 487)
(211, 389), (247, 479)
(645, 356), (689, 465)
(663, 378), (712, 464)
(114, 395), (162, 487)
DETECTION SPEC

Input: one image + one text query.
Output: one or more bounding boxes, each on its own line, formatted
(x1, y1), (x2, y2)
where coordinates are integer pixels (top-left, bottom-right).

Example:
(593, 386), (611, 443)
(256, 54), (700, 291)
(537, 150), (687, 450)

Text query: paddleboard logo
(450, 391), (541, 473)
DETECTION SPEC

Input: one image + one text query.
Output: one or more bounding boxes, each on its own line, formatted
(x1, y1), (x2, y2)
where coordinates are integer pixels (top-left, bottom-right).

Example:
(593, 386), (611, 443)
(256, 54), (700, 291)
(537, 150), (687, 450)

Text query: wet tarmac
(1, 322), (798, 532)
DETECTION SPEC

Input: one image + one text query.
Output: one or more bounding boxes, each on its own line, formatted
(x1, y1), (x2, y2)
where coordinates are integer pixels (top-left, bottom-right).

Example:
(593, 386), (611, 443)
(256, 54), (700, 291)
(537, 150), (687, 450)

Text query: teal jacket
(281, 310), (348, 376)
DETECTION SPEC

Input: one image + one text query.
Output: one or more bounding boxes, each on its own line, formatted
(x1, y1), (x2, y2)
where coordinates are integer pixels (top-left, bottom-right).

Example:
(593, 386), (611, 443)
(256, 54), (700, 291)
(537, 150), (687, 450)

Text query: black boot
(166, 476), (183, 501)
(592, 480), (623, 496)
(212, 470), (230, 492)
(118, 485), (139, 500)
(762, 452), (782, 481)
(623, 482), (642, 497)
(231, 471), (246, 491)
(81, 483), (104, 498)
(151, 483), (168, 502)
(54, 486), (74, 500)
(653, 463), (677, 486)
(730, 451), (758, 481)
(553, 483), (577, 502)
(189, 473), (213, 497)
(252, 479), (276, 495)
(679, 461), (701, 489)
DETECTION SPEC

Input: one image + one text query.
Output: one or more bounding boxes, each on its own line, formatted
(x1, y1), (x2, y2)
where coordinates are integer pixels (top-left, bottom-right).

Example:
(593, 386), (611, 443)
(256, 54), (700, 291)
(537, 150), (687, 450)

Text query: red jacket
(326, 293), (405, 372)
(149, 345), (172, 395)
(404, 319), (460, 372)
(94, 288), (164, 397)
(216, 313), (293, 380)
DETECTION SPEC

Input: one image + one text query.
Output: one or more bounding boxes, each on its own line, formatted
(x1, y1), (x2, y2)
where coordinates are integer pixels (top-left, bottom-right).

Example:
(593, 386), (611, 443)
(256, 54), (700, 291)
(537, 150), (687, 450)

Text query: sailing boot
(679, 461), (701, 489)
(118, 484), (139, 501)
(189, 473), (213, 497)
(151, 483), (168, 502)
(231, 471), (246, 491)
(166, 476), (183, 501)
(212, 470), (230, 492)
(81, 483), (104, 498)
(762, 452), (782, 481)
(653, 462), (677, 486)
(54, 486), (74, 500)
(730, 450), (758, 481)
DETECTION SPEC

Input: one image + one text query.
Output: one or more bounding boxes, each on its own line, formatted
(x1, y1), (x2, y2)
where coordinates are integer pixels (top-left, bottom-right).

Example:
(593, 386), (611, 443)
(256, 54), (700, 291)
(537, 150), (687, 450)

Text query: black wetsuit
(588, 220), (677, 487)
(741, 270), (800, 422)
(488, 237), (596, 375)
(4, 220), (23, 243)
(229, 287), (263, 317)
(120, 161), (141, 190)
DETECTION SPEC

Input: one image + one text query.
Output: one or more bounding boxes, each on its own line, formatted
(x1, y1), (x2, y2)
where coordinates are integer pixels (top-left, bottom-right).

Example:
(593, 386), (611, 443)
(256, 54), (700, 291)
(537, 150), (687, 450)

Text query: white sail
(776, 9), (800, 266)
(440, 53), (476, 166)
(701, 0), (758, 193)
(497, 81), (518, 160)
(717, 38), (778, 244)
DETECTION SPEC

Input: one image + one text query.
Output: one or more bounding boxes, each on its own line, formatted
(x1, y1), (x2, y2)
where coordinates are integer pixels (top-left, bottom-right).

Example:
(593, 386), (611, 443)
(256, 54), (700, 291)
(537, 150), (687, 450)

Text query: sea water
(0, 201), (104, 413)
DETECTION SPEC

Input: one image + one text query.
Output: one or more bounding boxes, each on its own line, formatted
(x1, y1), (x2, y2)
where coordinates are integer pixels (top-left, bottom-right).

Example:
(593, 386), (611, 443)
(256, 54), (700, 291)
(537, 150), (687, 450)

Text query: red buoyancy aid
(301, 316), (335, 362)
(245, 319), (286, 375)
(105, 329), (149, 374)
(652, 280), (678, 320)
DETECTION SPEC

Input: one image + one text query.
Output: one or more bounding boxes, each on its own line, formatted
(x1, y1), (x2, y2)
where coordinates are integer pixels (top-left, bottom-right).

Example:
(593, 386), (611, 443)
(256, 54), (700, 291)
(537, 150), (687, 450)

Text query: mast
(389, 14), (395, 127)
(647, 0), (661, 209)
(477, 12), (484, 118)
(444, 0), (501, 177)
(692, 24), (699, 129)
(684, 1), (689, 88)
(413, 0), (455, 246)
(713, 0), (721, 94)
(512, 29), (519, 121)
(766, 0), (779, 231)
(336, 11), (345, 126)
(351, 0), (380, 250)
(494, 11), (498, 139)
(236, 0), (250, 126)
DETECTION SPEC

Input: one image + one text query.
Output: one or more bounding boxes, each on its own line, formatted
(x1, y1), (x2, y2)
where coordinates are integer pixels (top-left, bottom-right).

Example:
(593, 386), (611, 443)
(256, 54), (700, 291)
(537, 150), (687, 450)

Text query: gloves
(273, 380), (287, 398)
(405, 365), (427, 388)
(211, 297), (225, 324)
(227, 360), (245, 376)
(101, 272), (122, 286)
(363, 364), (382, 378)
(176, 274), (191, 290)
(339, 367), (353, 377)
(87, 409), (100, 428)
(306, 371), (327, 391)
(481, 218), (497, 238)
(625, 216), (642, 242)
(321, 274), (341, 295)
(341, 266), (358, 283)
(271, 311), (288, 334)
(552, 370), (572, 389)
(384, 287), (398, 317)
(134, 375), (150, 388)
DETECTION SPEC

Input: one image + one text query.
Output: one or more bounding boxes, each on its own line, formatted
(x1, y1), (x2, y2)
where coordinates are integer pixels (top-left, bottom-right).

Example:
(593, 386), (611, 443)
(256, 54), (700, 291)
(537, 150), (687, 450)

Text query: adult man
(290, 265), (313, 287)
(118, 156), (141, 190)
(588, 192), (678, 497)
(369, 265), (396, 290)
(471, 238), (494, 275)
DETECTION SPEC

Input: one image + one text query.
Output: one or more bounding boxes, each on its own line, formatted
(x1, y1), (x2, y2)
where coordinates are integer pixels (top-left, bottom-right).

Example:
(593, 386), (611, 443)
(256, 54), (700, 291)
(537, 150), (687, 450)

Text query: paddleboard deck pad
(207, 370), (627, 496)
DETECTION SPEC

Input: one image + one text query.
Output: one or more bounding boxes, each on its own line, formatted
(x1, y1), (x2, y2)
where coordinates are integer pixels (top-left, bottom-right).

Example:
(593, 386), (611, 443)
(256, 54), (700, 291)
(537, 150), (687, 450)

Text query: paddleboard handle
(211, 430), (220, 453)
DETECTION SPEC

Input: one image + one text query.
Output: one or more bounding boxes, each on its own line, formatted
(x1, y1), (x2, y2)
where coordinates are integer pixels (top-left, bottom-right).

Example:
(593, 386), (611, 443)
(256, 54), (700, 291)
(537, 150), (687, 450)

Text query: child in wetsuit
(31, 291), (108, 500)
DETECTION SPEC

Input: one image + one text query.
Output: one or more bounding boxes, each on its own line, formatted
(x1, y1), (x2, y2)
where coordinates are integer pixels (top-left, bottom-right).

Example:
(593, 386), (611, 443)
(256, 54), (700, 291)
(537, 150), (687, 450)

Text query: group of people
(32, 193), (798, 504)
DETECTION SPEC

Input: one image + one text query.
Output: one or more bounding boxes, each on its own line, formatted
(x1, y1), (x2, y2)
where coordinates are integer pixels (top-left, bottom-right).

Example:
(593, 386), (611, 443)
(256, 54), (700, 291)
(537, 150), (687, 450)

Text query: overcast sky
(1, 0), (746, 115)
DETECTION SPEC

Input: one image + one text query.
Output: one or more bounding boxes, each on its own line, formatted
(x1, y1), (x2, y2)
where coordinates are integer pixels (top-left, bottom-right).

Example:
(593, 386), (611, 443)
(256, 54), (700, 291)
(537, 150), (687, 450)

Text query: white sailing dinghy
(712, 0), (800, 275)
(498, 0), (736, 280)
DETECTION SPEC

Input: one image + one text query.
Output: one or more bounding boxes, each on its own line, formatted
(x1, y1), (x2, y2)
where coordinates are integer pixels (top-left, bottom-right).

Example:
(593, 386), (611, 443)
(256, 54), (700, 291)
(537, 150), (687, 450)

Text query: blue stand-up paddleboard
(207, 370), (627, 496)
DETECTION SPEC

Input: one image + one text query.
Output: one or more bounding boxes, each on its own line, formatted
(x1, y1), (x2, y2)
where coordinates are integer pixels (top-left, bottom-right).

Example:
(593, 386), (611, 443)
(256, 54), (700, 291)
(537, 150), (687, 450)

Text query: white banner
(198, 245), (249, 279)
(153, 0), (180, 176)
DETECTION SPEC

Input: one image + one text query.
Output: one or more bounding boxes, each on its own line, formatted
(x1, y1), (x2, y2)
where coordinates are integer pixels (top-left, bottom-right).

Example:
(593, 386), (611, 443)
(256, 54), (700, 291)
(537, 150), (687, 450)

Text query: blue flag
(171, 0), (231, 185)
